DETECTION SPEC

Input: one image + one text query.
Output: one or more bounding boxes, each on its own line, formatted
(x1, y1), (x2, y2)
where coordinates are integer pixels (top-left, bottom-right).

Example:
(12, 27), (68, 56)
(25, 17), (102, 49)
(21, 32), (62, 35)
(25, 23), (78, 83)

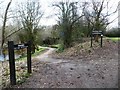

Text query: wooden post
(91, 34), (93, 47)
(8, 41), (16, 85)
(27, 41), (32, 73)
(101, 35), (103, 47)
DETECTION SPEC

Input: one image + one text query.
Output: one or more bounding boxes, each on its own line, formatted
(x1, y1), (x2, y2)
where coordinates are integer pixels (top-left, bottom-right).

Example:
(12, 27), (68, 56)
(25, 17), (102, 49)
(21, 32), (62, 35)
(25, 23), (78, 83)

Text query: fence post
(8, 41), (16, 85)
(27, 41), (32, 73)
(91, 34), (93, 47)
(101, 35), (103, 47)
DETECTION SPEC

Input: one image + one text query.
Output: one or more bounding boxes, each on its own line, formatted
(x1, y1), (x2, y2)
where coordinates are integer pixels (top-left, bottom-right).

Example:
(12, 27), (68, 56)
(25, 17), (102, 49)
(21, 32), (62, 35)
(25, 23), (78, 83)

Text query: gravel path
(9, 41), (118, 88)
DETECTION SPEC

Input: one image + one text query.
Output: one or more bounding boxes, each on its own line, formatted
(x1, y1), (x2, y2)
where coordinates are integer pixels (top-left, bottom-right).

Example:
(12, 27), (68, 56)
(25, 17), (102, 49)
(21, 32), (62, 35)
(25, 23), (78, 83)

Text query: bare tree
(82, 0), (117, 41)
(0, 0), (12, 55)
(53, 1), (83, 48)
(17, 1), (43, 53)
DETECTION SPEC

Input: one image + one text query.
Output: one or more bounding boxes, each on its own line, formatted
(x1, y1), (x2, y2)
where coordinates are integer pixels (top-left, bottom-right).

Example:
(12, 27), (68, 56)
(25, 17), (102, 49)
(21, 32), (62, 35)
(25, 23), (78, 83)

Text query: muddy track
(9, 41), (118, 88)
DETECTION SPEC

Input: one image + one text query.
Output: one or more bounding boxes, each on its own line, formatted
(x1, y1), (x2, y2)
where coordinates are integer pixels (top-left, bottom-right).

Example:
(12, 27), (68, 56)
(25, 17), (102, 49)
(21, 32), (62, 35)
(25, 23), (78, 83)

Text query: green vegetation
(49, 44), (64, 52)
(110, 37), (120, 41)
(106, 37), (120, 42)
(32, 46), (47, 57)
(56, 44), (64, 53)
(17, 72), (31, 84)
(50, 44), (61, 48)
(16, 46), (46, 62)
(49, 44), (65, 53)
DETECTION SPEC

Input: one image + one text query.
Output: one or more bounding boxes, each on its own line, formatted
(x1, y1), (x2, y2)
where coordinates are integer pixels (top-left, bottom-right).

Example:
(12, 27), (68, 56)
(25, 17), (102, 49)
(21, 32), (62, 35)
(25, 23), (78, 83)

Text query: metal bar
(8, 41), (16, 85)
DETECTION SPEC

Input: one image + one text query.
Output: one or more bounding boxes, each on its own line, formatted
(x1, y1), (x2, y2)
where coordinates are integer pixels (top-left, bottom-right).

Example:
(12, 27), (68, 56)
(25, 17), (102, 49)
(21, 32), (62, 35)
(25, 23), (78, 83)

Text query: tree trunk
(31, 44), (35, 54)
(64, 27), (72, 48)
(95, 35), (99, 42)
(0, 0), (12, 55)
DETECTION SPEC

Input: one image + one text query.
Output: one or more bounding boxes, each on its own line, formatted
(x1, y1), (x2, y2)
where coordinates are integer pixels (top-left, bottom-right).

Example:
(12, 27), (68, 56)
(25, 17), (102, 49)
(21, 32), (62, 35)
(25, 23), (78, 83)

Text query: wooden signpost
(91, 31), (103, 47)
(8, 41), (32, 85)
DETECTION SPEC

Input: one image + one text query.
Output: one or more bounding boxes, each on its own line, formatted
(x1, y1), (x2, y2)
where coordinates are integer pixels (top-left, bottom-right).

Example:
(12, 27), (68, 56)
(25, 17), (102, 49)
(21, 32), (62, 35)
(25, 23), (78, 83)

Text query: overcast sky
(1, 0), (120, 28)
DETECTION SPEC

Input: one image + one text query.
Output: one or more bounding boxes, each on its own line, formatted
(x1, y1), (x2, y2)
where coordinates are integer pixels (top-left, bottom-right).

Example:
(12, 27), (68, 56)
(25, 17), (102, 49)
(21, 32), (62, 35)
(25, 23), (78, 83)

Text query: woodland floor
(3, 38), (119, 88)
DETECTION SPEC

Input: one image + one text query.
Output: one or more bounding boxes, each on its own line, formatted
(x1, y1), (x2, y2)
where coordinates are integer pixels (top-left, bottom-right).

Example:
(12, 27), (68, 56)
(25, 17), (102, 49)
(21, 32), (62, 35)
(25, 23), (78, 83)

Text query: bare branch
(71, 14), (84, 27)
(1, 0), (12, 51)
(5, 27), (23, 40)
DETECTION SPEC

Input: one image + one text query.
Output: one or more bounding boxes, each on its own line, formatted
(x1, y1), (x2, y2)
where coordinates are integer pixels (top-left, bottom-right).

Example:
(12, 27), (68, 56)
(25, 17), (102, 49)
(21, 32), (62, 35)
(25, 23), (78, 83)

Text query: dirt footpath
(11, 40), (118, 88)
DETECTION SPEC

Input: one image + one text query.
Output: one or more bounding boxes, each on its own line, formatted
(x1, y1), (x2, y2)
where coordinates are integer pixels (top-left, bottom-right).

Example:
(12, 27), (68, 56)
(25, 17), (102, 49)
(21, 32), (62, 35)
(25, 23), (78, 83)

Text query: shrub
(56, 44), (64, 53)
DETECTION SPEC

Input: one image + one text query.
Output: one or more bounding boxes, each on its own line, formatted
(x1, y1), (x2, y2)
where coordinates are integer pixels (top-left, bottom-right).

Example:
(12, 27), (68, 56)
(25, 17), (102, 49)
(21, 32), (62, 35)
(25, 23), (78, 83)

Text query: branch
(98, 0), (104, 17)
(104, 8), (117, 18)
(52, 3), (63, 11)
(5, 27), (23, 40)
(70, 15), (84, 27)
(106, 16), (118, 25)
(84, 12), (94, 25)
(1, 0), (12, 49)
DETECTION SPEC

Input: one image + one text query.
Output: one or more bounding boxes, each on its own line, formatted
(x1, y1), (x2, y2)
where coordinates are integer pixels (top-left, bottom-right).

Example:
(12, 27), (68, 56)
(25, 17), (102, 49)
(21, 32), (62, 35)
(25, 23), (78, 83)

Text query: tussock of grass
(32, 47), (46, 57)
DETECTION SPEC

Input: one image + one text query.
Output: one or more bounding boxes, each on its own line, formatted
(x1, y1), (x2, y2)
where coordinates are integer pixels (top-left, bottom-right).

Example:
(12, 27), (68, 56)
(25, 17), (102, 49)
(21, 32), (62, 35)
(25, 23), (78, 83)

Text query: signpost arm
(8, 41), (16, 85)
(27, 41), (32, 73)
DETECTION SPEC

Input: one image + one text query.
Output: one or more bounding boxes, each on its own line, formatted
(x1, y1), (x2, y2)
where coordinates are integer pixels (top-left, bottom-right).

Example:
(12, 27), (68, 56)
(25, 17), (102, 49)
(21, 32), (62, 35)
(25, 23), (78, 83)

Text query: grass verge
(105, 37), (120, 42)
(16, 46), (46, 62)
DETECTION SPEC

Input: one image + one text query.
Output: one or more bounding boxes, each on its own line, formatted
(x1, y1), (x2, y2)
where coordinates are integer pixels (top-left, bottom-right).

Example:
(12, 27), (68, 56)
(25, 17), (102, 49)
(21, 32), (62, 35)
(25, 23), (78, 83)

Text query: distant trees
(105, 28), (120, 37)
(40, 25), (59, 45)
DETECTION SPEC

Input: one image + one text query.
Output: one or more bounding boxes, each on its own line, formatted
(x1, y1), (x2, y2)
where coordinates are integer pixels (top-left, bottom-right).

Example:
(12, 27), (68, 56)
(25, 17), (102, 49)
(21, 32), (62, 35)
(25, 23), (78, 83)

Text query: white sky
(1, 0), (120, 28)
